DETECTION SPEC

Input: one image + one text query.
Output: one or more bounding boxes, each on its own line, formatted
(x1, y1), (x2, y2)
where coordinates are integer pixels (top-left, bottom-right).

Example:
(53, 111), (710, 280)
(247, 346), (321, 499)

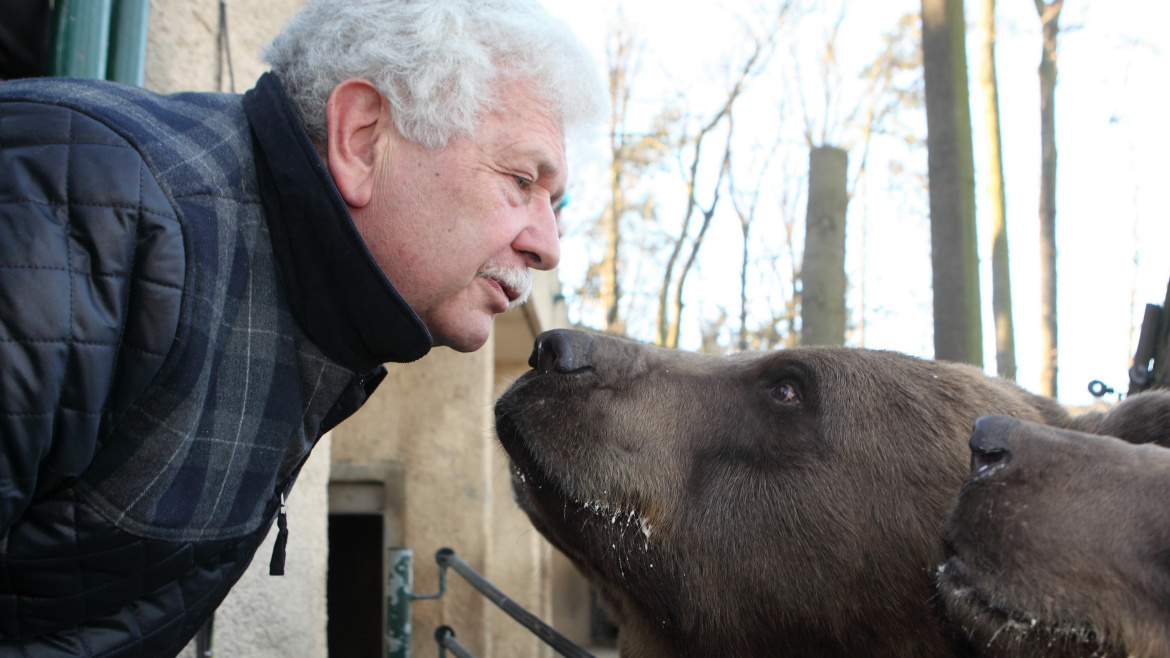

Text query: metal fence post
(389, 546), (585, 658)
(387, 547), (414, 658)
(50, 0), (114, 79)
(107, 0), (150, 85)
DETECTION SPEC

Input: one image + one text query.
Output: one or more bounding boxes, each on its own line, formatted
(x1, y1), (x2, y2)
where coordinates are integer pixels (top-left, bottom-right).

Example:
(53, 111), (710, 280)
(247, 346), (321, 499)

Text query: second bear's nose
(968, 415), (1018, 477)
(530, 329), (595, 374)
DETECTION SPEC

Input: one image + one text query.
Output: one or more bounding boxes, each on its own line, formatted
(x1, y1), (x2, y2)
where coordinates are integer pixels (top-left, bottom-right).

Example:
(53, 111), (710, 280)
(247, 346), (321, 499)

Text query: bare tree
(727, 114), (785, 352)
(920, 0), (983, 366)
(591, 13), (676, 335)
(747, 150), (808, 352)
(788, 8), (924, 350)
(801, 146), (849, 346)
(655, 31), (775, 348)
(851, 12), (924, 347)
(1035, 0), (1063, 397)
(979, 0), (1015, 379)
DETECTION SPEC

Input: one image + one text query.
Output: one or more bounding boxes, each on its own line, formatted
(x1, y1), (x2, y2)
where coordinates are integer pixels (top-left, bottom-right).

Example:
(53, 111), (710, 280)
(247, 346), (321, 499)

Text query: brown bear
(494, 329), (1070, 657)
(939, 391), (1170, 658)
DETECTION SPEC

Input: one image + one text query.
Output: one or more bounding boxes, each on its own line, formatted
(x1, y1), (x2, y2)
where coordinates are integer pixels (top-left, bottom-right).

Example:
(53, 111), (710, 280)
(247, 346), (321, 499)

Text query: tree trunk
(654, 40), (767, 348)
(1036, 0), (1062, 397)
(980, 0), (1016, 379)
(921, 0), (983, 366)
(800, 146), (848, 346)
(663, 144), (729, 349)
(599, 18), (634, 335)
(1155, 278), (1170, 390)
(601, 160), (624, 333)
(1127, 276), (1170, 394)
(739, 214), (751, 351)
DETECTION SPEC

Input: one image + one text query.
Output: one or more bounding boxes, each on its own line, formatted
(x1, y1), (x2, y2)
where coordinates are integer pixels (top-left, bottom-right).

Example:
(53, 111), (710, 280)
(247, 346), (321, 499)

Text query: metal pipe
(106, 0), (150, 85)
(434, 626), (476, 658)
(50, 0), (113, 79)
(1129, 303), (1163, 393)
(434, 548), (595, 658)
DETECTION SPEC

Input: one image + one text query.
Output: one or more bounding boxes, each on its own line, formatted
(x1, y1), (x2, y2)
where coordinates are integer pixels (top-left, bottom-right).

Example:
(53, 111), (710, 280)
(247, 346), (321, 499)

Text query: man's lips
(490, 275), (520, 302)
(480, 274), (516, 310)
(476, 264), (532, 309)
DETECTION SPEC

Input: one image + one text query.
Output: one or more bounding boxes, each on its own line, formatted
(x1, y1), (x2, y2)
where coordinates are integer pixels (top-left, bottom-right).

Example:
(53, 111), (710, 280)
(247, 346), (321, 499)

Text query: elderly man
(0, 0), (604, 654)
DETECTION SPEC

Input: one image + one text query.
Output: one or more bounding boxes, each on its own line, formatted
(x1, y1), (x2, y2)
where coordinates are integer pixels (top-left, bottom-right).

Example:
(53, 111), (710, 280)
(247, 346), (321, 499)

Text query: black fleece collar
(243, 72), (432, 370)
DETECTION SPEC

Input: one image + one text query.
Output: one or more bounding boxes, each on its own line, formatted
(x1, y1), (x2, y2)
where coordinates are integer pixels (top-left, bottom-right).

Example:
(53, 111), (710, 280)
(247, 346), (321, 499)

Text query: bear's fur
(939, 391), (1170, 658)
(494, 329), (1070, 657)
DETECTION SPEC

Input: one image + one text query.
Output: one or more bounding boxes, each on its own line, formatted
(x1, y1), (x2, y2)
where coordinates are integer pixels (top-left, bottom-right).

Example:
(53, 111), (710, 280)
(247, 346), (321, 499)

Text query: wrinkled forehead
(475, 80), (567, 172)
(483, 77), (566, 143)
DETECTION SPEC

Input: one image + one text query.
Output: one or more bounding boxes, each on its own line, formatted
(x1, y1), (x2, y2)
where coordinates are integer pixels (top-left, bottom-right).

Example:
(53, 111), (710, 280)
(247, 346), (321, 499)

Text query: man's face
(352, 79), (566, 352)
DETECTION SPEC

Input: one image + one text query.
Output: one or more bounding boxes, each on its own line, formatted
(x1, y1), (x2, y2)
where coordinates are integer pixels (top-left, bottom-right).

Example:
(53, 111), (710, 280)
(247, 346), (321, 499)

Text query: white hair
(263, 0), (606, 149)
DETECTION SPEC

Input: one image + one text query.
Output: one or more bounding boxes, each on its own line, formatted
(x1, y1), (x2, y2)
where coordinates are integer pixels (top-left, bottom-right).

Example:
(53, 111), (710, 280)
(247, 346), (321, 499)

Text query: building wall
(490, 359), (556, 658)
(332, 346), (497, 656)
(144, 0), (306, 94)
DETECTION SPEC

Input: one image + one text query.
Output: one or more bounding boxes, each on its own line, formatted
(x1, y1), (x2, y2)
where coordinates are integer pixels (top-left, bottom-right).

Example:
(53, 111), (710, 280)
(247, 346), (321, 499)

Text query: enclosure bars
(386, 547), (596, 658)
(434, 627), (475, 658)
(388, 548), (444, 658)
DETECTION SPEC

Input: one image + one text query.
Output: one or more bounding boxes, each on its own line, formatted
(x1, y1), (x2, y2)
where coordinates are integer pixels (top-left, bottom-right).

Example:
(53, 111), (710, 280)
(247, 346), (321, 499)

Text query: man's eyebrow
(530, 153), (565, 202)
(536, 158), (561, 178)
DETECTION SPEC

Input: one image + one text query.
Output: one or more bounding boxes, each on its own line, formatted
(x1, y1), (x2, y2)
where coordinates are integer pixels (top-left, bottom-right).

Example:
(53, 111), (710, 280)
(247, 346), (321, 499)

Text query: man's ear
(325, 78), (391, 208)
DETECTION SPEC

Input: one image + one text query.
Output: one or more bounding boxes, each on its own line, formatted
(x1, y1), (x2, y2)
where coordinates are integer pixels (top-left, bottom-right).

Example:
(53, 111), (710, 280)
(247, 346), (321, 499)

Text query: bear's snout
(529, 328), (595, 375)
(968, 415), (1019, 478)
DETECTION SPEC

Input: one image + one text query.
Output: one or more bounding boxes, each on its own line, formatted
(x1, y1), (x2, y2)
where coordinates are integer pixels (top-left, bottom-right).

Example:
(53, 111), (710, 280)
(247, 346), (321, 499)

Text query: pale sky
(542, 0), (1170, 407)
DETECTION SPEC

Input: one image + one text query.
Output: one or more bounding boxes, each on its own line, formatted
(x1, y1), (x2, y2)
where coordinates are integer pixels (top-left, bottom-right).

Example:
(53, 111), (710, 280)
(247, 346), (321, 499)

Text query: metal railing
(387, 547), (595, 658)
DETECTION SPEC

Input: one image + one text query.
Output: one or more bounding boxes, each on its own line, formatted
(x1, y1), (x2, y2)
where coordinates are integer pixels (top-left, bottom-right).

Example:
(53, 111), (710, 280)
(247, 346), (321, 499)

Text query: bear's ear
(1078, 391), (1170, 447)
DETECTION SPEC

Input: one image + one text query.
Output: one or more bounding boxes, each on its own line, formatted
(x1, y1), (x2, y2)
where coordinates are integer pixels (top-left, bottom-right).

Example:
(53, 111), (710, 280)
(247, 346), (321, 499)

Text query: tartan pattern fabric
(0, 79), (359, 542)
(0, 76), (400, 653)
(0, 99), (182, 527)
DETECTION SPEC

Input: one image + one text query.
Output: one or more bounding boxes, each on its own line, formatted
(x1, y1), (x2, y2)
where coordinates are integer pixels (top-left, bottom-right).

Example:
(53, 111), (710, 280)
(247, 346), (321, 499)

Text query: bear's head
(940, 391), (1170, 658)
(496, 329), (1067, 657)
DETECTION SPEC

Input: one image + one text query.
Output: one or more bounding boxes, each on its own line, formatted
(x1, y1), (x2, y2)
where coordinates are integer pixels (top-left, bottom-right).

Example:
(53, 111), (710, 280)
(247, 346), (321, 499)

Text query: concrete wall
(327, 270), (576, 658)
(144, 0), (306, 94)
(490, 358), (556, 658)
(332, 346), (496, 656)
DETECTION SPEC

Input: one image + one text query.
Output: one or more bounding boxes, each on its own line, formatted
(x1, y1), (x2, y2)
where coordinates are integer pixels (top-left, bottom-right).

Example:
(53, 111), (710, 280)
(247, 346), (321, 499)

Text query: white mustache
(478, 264), (532, 309)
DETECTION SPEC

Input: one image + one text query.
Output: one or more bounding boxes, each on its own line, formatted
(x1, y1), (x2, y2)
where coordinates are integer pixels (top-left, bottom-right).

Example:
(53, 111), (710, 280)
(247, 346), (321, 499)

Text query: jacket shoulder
(0, 94), (185, 523)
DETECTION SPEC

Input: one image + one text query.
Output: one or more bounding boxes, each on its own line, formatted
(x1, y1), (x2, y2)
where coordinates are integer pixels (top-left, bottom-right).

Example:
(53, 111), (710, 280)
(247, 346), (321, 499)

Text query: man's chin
(425, 314), (494, 353)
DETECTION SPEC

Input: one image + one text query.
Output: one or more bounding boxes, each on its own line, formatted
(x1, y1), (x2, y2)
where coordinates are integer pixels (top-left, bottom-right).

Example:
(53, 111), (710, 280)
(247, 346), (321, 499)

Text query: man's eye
(513, 175), (533, 189)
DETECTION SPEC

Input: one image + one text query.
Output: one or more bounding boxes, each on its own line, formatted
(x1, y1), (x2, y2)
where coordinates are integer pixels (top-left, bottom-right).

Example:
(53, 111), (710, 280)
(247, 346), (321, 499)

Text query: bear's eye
(772, 382), (801, 406)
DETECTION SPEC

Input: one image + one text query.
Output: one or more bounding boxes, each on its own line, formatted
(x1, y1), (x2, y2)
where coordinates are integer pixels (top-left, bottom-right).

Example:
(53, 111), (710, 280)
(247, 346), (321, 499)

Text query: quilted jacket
(0, 73), (432, 656)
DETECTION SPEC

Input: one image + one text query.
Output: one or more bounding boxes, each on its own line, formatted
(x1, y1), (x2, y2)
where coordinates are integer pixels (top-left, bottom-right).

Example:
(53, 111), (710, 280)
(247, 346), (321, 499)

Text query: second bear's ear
(1084, 391), (1170, 447)
(324, 77), (391, 209)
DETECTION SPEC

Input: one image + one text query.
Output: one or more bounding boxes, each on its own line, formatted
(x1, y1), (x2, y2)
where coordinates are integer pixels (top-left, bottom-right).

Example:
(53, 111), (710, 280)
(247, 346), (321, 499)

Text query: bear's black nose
(968, 415), (1018, 477)
(530, 329), (594, 374)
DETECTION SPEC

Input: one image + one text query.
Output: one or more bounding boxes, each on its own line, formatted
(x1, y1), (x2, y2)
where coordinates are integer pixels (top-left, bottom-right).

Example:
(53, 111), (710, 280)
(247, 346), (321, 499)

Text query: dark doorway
(327, 513), (384, 657)
(0, 0), (53, 80)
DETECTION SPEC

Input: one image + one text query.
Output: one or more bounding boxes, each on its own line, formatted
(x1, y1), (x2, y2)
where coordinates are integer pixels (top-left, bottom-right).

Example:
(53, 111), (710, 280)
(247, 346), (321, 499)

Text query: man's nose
(513, 197), (561, 271)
